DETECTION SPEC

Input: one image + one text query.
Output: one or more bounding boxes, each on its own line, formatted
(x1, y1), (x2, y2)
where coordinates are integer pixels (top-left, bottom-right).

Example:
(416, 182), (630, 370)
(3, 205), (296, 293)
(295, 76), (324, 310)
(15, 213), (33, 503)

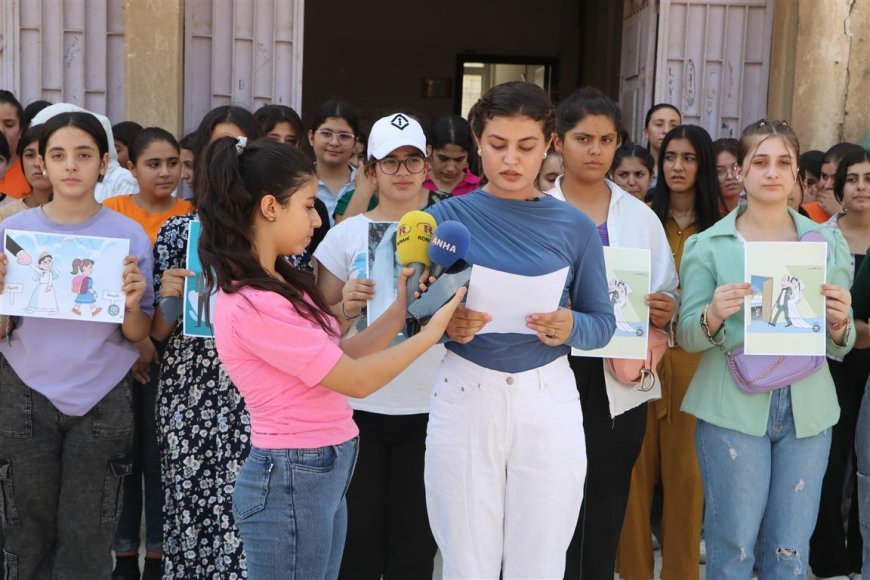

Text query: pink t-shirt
(213, 287), (358, 449)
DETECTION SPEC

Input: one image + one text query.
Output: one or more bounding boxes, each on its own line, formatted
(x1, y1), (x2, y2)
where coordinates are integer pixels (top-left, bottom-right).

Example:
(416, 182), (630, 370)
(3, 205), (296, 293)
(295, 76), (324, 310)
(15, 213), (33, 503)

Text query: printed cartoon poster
(573, 247), (651, 359)
(744, 241), (827, 356)
(183, 220), (216, 338)
(1, 230), (130, 323)
(366, 222), (401, 327)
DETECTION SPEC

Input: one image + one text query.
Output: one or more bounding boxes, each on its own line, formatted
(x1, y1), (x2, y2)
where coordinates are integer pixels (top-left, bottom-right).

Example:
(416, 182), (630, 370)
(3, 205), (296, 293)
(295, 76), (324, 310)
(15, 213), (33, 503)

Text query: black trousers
(564, 356), (648, 580)
(810, 351), (870, 576)
(339, 411), (436, 580)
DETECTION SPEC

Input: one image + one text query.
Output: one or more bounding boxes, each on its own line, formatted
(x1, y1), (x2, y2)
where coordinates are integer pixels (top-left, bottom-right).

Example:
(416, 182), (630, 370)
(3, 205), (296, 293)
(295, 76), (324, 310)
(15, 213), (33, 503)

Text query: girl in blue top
(677, 120), (854, 578)
(423, 81), (615, 579)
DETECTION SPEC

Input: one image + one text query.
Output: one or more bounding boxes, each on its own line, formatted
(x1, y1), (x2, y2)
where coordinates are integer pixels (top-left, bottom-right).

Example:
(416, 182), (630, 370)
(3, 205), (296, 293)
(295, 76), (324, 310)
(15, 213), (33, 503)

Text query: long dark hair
(834, 148), (870, 204)
(650, 124), (721, 233)
(191, 106), (261, 201)
(610, 144), (655, 175)
(555, 86), (623, 141)
(254, 104), (304, 148)
(0, 90), (25, 132)
(38, 112), (109, 183)
(127, 127), (179, 165)
(196, 137), (336, 335)
(311, 100), (359, 136)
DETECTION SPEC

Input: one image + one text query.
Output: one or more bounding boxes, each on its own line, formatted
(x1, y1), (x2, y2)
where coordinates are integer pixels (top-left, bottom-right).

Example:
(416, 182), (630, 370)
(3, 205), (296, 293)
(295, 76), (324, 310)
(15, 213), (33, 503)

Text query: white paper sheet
(466, 265), (569, 335)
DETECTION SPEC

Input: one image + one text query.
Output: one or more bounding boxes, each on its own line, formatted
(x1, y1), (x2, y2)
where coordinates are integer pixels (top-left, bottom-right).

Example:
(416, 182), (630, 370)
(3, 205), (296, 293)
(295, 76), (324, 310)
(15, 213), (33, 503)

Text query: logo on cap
(391, 114), (410, 130)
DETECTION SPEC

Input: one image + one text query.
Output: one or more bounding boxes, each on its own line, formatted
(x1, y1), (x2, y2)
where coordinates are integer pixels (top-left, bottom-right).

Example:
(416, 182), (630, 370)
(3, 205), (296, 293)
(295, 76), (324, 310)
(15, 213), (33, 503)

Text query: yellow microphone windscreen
(396, 211), (435, 266)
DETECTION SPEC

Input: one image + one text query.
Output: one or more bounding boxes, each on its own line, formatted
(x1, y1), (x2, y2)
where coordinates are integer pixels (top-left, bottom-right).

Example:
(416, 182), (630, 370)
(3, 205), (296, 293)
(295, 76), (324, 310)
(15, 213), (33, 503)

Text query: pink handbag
(606, 327), (669, 391)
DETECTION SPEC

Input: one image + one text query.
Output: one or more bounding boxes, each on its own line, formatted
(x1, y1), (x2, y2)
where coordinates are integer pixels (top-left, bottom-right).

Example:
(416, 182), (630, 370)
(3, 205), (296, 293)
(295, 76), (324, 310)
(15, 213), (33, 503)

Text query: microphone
(428, 220), (471, 280)
(396, 210), (436, 306)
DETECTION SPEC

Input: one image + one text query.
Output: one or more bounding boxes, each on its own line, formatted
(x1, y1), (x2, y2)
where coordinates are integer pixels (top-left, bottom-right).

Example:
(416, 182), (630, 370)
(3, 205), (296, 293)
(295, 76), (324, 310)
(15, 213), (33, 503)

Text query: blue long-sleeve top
(427, 188), (616, 373)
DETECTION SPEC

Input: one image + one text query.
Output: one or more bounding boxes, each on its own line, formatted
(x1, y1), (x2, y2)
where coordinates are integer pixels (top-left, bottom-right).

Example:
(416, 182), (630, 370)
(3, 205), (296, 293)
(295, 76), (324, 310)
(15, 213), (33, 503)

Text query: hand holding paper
(122, 255), (147, 311)
(525, 308), (574, 345)
(445, 304), (492, 344)
(466, 265), (569, 335)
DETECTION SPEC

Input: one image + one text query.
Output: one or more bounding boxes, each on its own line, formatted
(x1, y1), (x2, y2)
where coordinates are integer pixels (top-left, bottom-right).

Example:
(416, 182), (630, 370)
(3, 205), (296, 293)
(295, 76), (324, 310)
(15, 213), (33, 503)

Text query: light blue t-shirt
(1, 206), (155, 415)
(316, 164), (357, 225)
(427, 189), (615, 373)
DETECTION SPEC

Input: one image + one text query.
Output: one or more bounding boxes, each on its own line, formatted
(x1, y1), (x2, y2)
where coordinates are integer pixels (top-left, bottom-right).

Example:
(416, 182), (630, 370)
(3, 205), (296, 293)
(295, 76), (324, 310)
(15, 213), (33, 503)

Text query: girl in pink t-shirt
(196, 136), (463, 580)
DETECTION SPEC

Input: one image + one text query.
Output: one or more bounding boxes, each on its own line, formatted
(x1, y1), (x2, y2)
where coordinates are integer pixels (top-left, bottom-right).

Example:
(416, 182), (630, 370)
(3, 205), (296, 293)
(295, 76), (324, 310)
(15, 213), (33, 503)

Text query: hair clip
(235, 136), (248, 156)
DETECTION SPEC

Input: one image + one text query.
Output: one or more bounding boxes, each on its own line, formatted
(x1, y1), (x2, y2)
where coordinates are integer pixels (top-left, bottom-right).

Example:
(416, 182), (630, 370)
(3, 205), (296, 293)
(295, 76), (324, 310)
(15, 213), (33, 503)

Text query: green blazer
(678, 207), (855, 438)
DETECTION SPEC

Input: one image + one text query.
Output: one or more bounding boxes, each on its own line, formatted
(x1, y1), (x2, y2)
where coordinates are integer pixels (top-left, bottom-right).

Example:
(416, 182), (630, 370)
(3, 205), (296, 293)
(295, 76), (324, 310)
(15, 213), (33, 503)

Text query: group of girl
(0, 80), (866, 580)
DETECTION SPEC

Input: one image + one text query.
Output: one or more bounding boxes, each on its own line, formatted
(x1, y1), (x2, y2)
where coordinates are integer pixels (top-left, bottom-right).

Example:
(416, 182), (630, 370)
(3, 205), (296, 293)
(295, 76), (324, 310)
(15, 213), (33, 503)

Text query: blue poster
(183, 220), (216, 338)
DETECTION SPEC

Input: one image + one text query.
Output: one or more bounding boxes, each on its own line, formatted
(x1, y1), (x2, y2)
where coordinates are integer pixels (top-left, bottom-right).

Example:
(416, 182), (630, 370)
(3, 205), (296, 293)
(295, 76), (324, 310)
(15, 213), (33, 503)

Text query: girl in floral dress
(151, 105), (261, 578)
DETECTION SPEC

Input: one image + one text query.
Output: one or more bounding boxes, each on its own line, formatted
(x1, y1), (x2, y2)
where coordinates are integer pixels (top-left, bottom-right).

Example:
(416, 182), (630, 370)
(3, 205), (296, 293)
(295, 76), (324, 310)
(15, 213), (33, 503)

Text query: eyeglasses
(315, 129), (355, 144)
(377, 156), (426, 175)
(716, 165), (738, 178)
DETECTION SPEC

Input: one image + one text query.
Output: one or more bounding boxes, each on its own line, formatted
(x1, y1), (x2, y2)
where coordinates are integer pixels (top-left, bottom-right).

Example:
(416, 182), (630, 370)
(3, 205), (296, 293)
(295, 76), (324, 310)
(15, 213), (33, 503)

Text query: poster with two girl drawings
(1, 230), (129, 323)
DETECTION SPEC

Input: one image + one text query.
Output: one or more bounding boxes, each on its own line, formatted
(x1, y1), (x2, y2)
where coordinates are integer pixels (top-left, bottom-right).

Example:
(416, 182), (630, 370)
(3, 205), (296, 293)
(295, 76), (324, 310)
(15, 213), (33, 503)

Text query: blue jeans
(856, 377), (870, 579)
(696, 388), (831, 579)
(113, 360), (163, 554)
(233, 438), (359, 580)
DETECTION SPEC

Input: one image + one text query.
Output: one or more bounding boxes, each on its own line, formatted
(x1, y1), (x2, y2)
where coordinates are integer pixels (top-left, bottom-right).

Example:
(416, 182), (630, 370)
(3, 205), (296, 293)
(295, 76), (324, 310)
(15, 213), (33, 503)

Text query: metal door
(183, 0), (305, 134)
(654, 0), (773, 139)
(619, 0), (659, 145)
(0, 0), (126, 121)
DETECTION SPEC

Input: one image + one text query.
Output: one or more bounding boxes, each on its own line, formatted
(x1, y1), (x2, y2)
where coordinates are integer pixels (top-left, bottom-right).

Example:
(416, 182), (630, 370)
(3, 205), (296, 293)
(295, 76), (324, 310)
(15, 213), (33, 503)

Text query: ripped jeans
(696, 387), (831, 579)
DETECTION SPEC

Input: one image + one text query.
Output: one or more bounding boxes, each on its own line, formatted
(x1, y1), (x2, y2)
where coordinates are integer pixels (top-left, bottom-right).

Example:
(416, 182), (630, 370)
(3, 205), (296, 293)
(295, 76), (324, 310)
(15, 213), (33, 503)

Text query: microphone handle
(429, 264), (446, 281)
(406, 262), (426, 307)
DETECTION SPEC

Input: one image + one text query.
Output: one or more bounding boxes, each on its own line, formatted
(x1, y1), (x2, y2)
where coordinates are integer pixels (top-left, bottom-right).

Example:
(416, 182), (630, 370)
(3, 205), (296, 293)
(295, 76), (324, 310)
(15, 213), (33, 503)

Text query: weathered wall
(124, 0), (184, 134)
(769, 0), (870, 151)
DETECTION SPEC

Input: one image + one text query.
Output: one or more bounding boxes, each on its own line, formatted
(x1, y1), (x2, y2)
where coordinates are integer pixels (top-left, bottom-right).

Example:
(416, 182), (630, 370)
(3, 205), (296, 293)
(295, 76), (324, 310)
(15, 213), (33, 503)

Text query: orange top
(0, 163), (32, 199)
(103, 194), (194, 245)
(802, 201), (830, 224)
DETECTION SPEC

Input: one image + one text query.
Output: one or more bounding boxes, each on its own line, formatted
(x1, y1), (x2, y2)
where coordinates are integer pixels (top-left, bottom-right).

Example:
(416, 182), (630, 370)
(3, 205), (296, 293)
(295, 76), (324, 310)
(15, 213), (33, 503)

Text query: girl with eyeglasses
(677, 120), (853, 578)
(714, 138), (742, 212)
(307, 100), (360, 224)
(315, 113), (444, 579)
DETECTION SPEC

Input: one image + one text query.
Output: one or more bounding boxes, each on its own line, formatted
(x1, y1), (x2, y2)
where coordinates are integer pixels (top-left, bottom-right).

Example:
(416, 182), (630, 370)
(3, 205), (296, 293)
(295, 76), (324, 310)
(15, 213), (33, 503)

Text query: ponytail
(196, 137), (336, 335)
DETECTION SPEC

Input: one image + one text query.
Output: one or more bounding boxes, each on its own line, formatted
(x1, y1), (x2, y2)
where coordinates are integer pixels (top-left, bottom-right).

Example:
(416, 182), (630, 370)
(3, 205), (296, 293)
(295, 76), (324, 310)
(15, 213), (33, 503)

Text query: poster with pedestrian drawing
(183, 220), (216, 338)
(1, 230), (130, 323)
(366, 221), (401, 327)
(573, 247), (651, 359)
(744, 241), (827, 356)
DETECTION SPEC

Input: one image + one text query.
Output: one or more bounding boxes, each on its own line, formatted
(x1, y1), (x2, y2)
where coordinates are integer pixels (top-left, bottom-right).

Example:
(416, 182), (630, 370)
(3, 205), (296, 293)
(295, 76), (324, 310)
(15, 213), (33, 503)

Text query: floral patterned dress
(153, 213), (250, 578)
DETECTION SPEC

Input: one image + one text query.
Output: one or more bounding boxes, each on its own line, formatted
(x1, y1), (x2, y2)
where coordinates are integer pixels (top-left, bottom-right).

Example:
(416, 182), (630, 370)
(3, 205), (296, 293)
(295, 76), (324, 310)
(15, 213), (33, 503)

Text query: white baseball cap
(367, 113), (427, 160)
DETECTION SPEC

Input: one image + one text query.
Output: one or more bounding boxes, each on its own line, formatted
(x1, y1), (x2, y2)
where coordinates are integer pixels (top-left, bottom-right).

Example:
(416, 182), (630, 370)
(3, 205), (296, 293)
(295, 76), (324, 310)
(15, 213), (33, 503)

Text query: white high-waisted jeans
(424, 351), (587, 580)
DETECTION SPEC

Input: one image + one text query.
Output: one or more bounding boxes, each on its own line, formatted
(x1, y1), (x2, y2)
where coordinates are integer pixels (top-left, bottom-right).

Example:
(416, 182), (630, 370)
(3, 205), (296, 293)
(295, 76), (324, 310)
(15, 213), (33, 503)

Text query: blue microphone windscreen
(428, 220), (471, 268)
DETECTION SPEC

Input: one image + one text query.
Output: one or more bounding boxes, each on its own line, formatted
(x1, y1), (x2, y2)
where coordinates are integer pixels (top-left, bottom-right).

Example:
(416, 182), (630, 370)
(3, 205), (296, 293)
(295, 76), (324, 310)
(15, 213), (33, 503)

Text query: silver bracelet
(340, 301), (362, 321)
